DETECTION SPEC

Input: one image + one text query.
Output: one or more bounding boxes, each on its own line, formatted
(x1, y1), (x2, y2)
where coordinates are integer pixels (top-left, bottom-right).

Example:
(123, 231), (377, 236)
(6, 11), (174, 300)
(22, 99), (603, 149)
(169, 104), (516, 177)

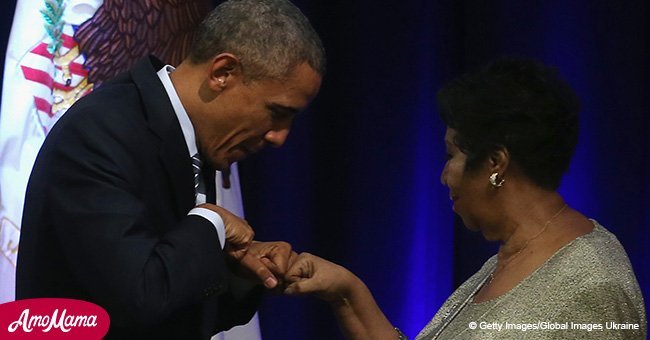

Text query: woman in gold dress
(283, 58), (646, 339)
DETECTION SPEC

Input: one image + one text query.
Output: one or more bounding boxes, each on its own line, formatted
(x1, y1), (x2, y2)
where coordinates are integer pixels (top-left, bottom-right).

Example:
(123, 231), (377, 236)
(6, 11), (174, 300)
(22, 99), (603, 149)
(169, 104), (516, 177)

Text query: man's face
(195, 62), (322, 170)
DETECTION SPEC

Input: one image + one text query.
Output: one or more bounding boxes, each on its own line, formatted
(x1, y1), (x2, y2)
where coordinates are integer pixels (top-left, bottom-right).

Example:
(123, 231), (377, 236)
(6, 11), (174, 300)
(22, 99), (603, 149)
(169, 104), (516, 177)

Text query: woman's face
(440, 128), (491, 230)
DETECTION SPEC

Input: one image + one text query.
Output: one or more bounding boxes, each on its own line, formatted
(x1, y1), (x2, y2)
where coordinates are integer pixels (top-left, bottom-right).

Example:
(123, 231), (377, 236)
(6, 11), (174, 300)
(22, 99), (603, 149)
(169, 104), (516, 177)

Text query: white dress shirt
(157, 65), (226, 249)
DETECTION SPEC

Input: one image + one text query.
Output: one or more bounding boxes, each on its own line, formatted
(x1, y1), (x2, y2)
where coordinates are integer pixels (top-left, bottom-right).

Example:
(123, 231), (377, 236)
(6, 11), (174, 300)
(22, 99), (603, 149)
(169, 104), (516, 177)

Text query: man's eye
(270, 110), (283, 118)
(271, 110), (293, 120)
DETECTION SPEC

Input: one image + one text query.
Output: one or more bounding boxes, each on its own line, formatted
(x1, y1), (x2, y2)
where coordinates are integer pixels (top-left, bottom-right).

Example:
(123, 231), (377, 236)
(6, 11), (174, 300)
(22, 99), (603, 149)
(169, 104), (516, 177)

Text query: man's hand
(234, 241), (295, 289)
(197, 204), (254, 260)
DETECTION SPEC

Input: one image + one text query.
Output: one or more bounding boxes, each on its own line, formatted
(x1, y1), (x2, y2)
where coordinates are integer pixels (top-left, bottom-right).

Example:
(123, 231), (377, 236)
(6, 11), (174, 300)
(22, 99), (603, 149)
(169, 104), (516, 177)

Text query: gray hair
(189, 0), (326, 81)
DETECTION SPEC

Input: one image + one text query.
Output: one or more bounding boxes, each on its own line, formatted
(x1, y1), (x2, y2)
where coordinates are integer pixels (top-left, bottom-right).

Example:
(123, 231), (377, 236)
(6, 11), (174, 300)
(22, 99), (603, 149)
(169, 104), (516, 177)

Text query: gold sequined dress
(416, 221), (647, 339)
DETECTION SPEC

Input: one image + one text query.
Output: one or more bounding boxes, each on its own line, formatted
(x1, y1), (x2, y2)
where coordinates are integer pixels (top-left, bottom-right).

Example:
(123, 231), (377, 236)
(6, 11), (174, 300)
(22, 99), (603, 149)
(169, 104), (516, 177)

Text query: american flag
(1, 1), (261, 339)
(19, 24), (92, 133)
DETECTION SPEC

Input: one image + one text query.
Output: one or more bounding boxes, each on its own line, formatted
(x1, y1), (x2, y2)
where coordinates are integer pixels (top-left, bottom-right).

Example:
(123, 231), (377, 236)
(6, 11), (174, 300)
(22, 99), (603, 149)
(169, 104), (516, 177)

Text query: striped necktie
(191, 153), (206, 201)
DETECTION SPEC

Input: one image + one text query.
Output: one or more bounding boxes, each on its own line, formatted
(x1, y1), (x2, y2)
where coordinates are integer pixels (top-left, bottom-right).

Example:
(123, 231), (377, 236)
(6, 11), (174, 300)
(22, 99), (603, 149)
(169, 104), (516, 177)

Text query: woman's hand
(284, 253), (398, 339)
(283, 252), (359, 304)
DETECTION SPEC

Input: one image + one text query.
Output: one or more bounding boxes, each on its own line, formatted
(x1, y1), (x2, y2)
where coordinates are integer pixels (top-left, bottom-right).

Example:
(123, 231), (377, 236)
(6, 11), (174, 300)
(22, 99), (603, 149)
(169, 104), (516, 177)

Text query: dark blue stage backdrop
(240, 1), (650, 339)
(1, 1), (648, 339)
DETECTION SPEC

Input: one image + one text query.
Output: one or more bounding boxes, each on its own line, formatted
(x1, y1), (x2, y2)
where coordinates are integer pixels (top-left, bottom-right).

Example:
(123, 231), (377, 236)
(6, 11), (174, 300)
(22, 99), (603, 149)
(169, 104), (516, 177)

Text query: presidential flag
(0, 0), (99, 306)
(0, 1), (261, 338)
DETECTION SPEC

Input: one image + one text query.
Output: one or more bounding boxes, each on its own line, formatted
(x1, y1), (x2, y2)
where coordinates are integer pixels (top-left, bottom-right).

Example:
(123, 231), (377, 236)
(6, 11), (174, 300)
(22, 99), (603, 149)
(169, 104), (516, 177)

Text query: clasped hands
(205, 204), (351, 298)
(233, 242), (348, 301)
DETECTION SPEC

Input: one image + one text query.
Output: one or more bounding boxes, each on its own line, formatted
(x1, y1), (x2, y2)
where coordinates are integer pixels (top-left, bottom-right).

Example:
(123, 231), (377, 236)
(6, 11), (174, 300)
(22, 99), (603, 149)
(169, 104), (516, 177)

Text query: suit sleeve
(36, 104), (257, 328)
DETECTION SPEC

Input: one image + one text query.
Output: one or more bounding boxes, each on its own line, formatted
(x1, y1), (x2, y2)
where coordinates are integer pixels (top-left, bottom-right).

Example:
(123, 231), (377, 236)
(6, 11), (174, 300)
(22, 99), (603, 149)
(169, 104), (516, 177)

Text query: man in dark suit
(16, 0), (325, 338)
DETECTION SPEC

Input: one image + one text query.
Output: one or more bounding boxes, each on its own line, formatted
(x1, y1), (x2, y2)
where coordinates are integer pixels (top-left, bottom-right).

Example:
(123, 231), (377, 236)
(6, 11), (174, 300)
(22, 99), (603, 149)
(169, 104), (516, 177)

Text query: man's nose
(264, 128), (290, 147)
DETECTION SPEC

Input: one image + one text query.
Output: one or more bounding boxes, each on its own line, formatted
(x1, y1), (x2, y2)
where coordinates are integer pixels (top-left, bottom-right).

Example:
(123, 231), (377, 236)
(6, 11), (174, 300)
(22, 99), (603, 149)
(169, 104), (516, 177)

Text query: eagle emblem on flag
(20, 0), (210, 132)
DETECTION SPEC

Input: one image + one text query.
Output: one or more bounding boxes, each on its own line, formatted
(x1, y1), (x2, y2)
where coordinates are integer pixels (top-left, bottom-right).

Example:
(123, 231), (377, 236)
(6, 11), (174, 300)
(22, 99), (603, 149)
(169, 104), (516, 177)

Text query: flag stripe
(33, 97), (52, 116)
(20, 65), (54, 88)
(61, 33), (76, 49)
(30, 43), (54, 59)
(54, 62), (88, 77)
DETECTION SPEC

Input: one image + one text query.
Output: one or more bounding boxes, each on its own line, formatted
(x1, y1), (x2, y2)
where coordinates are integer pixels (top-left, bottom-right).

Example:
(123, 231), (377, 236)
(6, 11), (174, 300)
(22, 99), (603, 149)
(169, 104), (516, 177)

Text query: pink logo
(0, 298), (109, 339)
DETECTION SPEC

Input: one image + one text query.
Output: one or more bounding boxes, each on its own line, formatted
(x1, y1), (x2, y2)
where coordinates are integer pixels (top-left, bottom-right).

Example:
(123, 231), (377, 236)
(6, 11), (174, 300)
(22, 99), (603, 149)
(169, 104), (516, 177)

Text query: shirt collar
(156, 65), (198, 157)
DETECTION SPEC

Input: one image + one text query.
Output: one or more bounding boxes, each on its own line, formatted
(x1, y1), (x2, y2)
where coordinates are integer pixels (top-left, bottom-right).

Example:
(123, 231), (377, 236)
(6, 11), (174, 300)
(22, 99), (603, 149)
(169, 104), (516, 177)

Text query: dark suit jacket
(16, 56), (261, 339)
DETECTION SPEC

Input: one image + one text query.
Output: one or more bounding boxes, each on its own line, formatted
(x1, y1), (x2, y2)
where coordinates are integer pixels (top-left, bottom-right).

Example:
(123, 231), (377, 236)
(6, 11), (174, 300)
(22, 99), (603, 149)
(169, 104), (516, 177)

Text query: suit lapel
(130, 56), (195, 218)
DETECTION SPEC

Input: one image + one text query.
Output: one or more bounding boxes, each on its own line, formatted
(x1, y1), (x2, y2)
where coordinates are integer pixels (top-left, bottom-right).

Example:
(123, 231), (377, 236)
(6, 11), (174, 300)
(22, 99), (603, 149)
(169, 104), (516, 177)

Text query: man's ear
(207, 53), (241, 91)
(489, 145), (510, 174)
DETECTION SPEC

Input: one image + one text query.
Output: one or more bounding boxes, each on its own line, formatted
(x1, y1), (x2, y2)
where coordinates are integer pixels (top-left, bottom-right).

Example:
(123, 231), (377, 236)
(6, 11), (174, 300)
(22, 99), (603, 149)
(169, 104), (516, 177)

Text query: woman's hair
(189, 0), (326, 81)
(438, 58), (580, 190)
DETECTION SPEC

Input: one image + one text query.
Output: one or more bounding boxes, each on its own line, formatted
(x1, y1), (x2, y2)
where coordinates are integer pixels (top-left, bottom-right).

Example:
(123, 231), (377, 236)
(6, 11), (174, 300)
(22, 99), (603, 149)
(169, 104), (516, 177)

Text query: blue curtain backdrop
(239, 1), (650, 338)
(1, 1), (648, 339)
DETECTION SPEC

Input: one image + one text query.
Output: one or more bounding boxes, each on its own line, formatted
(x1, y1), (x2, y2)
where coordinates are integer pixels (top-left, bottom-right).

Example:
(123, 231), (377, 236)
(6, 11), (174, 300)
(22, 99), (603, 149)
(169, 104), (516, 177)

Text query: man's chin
(228, 149), (256, 166)
(205, 156), (229, 171)
(214, 149), (252, 169)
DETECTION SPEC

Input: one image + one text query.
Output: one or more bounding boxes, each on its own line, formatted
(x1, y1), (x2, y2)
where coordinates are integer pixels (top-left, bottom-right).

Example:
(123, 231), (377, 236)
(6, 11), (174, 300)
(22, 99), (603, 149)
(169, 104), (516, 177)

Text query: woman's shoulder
(555, 220), (634, 277)
(543, 222), (647, 337)
(537, 220), (645, 312)
(488, 221), (646, 337)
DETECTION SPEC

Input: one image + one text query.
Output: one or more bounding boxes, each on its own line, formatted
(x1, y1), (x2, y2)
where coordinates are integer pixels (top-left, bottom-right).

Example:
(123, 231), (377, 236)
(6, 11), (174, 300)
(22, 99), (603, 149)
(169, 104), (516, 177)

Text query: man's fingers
(258, 241), (292, 275)
(260, 257), (279, 273)
(208, 204), (255, 248)
(227, 227), (254, 247)
(225, 245), (248, 261)
(239, 253), (278, 289)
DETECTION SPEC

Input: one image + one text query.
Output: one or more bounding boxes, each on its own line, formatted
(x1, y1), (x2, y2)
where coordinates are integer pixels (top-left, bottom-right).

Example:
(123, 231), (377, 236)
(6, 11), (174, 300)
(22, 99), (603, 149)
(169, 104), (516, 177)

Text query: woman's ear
(489, 145), (510, 174)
